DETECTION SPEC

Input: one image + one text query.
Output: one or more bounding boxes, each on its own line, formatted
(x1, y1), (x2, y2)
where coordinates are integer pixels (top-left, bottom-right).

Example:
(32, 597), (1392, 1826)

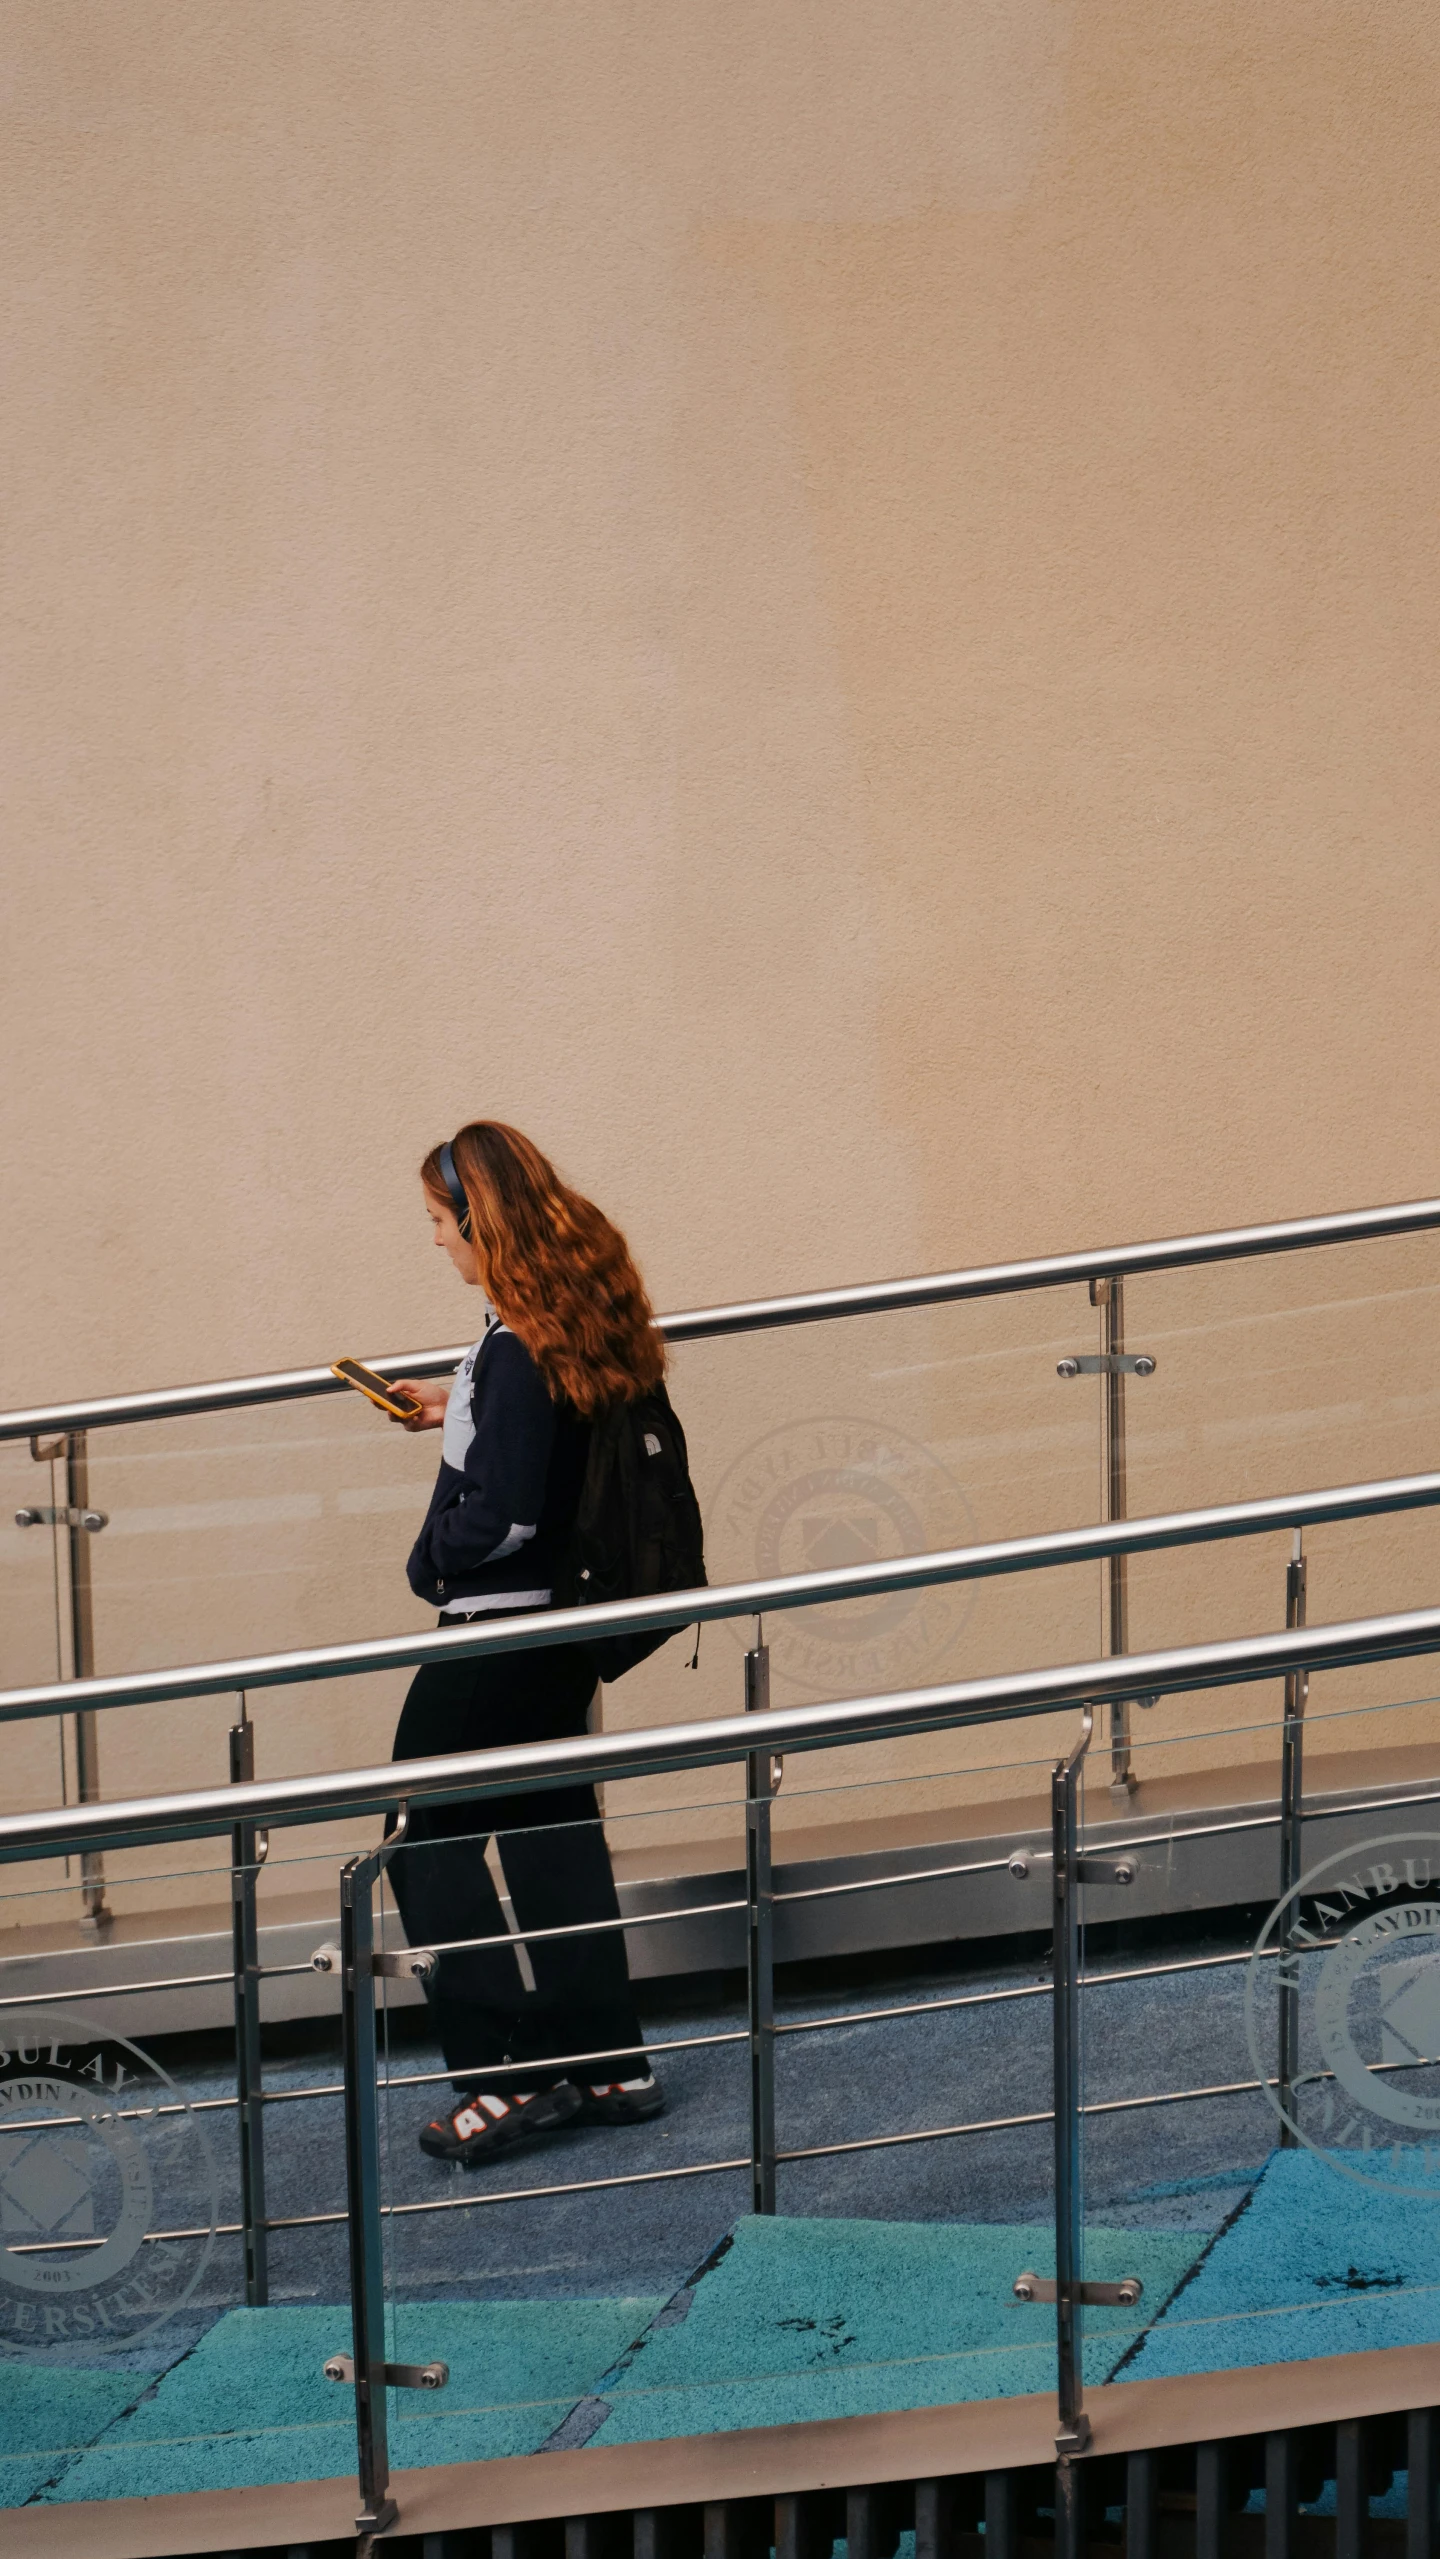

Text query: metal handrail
(6, 1581), (1438, 2523)
(2, 1462), (1438, 1729)
(4, 1597), (1440, 1863)
(2, 1190), (1437, 1440)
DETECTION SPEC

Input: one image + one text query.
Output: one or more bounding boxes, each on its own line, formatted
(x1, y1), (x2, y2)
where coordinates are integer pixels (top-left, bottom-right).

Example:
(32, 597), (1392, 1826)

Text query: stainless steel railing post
(229, 1700), (270, 2303)
(745, 1626), (778, 2217)
(340, 1847), (397, 2536)
(1091, 1280), (1137, 1799)
(1277, 1531), (1309, 2144)
(1052, 1706), (1094, 2525)
(65, 1432), (112, 1931)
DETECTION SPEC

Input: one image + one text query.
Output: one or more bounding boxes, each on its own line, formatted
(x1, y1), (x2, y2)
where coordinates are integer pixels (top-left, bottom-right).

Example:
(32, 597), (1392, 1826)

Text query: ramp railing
(5, 1518), (1440, 2545)
(5, 1189), (1440, 1928)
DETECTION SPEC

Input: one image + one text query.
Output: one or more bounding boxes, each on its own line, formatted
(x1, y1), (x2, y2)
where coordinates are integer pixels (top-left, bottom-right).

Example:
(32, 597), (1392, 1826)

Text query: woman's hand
(388, 1379), (450, 1432)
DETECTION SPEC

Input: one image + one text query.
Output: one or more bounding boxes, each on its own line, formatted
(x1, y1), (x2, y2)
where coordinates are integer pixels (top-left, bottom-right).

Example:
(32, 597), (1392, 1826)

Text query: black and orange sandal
(418, 2080), (583, 2165)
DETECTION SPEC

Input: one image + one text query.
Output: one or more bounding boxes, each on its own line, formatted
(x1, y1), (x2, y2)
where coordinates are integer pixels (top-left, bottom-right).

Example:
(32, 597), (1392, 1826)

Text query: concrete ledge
(10, 2337), (1440, 2557)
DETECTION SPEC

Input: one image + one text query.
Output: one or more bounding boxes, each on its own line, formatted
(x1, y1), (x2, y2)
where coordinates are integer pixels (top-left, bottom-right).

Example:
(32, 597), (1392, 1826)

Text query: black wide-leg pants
(387, 1638), (643, 2093)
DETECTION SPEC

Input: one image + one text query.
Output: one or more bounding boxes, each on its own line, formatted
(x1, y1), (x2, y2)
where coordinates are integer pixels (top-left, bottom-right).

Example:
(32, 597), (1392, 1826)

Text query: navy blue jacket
(406, 1320), (590, 1614)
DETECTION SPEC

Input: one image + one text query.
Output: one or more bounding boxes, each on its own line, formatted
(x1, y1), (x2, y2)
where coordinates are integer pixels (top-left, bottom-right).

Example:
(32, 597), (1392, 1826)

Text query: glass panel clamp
(1013, 2272), (1142, 2307)
(324, 2354), (449, 2390)
(1055, 1353), (1156, 1377)
(310, 1941), (436, 1982)
(1073, 1853), (1136, 1886)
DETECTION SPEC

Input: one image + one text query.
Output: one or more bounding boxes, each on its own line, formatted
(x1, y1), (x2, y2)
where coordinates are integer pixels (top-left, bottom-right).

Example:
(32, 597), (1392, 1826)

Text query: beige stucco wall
(3, 0), (1440, 1922)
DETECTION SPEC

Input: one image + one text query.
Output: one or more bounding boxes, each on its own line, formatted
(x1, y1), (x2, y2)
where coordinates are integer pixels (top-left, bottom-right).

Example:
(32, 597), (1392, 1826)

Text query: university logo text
(1245, 1831), (1440, 2196)
(0, 2011), (216, 2356)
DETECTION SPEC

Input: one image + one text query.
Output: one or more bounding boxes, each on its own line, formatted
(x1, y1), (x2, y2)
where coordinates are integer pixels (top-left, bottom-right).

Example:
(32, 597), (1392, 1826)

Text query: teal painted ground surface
(4, 2222), (1193, 2504)
(17, 2166), (1440, 2505)
(575, 2219), (1198, 2447)
(0, 2370), (164, 2508)
(17, 2299), (662, 2505)
(1119, 2147), (1440, 2380)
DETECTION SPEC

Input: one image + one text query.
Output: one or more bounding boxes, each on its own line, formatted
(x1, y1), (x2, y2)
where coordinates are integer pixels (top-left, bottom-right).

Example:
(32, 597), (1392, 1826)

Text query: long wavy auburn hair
(421, 1122), (665, 1417)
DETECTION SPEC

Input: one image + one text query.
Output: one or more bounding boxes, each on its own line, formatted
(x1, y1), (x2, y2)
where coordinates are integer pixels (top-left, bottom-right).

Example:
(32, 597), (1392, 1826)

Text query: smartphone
(331, 1359), (423, 1421)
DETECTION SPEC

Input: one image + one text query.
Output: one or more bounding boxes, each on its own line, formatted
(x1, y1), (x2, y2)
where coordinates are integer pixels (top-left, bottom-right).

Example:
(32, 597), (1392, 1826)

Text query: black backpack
(557, 1381), (707, 1681)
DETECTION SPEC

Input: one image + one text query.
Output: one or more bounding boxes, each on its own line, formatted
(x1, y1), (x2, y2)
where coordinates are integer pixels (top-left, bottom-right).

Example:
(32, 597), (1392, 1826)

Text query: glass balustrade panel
(1118, 1230), (1440, 1652)
(371, 1725), (1074, 2471)
(0, 1832), (367, 2515)
(1078, 1673), (1440, 2459)
(17, 1649), (1440, 2508)
(19, 1279), (1113, 1713)
(3, 1286), (1113, 1932)
(620, 1283), (1109, 1879)
(374, 1780), (750, 2470)
(0, 1436), (71, 1689)
(761, 1735), (1066, 2443)
(0, 1671), (414, 1952)
(0, 1438), (76, 1845)
(68, 1389), (441, 1670)
(10, 1223), (1440, 1735)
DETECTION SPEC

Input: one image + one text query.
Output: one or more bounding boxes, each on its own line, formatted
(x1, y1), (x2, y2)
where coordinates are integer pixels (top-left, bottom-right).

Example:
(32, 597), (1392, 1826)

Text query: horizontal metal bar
(0, 1943), (1307, 2139)
(4, 2227), (217, 2255)
(0, 1345), (474, 1442)
(0, 1953), (328, 2015)
(0, 1944), (1314, 2136)
(17, 2043), (1428, 2241)
(769, 1942), (1297, 2042)
(776, 1987), (1053, 2040)
(325, 1776), (1440, 1976)
(777, 2067), (1281, 2168)
(681, 1192), (1439, 1337)
(775, 1849), (1016, 1907)
(1107, 1776), (1440, 1856)
(374, 2028), (752, 2096)
(414, 1835), (1343, 1981)
(5, 1463), (1440, 1741)
(385, 2151), (752, 2216)
(266, 2151), (757, 2233)
(164, 2026), (755, 2115)
(417, 1839), (1028, 1954)
(387, 1772), (1440, 1973)
(1081, 2075), (1263, 2122)
(6, 1193), (1437, 1440)
(776, 2109), (1052, 2167)
(7, 1596), (1440, 1866)
(0, 1967), (236, 2009)
(418, 1891), (747, 1959)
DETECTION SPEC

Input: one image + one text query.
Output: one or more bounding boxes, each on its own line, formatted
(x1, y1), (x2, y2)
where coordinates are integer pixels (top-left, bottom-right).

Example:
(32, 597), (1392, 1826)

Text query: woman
(385, 1120), (665, 2166)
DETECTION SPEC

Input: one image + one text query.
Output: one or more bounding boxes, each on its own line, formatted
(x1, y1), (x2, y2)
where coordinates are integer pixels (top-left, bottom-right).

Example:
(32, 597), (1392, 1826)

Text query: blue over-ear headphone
(437, 1141), (473, 1240)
